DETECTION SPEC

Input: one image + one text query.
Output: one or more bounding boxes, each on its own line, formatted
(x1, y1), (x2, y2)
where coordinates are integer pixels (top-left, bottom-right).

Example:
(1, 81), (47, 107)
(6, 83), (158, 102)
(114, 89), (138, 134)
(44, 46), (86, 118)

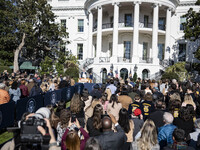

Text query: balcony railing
(139, 57), (153, 63)
(139, 22), (153, 28)
(118, 22), (133, 28)
(93, 22), (165, 32)
(93, 25), (97, 32)
(102, 23), (113, 29)
(158, 24), (166, 30)
(118, 57), (132, 63)
(99, 57), (110, 63)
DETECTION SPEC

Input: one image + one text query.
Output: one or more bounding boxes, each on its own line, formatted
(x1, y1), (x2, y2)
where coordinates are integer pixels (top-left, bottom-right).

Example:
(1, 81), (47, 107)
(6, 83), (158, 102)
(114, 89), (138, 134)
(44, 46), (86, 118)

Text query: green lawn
(0, 131), (13, 145)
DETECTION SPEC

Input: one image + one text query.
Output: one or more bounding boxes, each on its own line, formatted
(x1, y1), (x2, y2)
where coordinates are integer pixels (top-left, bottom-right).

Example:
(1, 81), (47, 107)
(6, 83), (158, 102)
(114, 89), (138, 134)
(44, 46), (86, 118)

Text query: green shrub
(0, 66), (12, 74)
(161, 72), (179, 81)
(65, 67), (79, 81)
(133, 72), (137, 82)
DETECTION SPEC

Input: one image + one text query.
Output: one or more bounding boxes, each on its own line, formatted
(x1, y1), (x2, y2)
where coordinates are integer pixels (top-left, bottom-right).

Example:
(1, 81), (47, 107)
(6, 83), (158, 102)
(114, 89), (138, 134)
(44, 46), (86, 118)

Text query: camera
(20, 116), (48, 144)
(19, 108), (51, 149)
(71, 113), (76, 122)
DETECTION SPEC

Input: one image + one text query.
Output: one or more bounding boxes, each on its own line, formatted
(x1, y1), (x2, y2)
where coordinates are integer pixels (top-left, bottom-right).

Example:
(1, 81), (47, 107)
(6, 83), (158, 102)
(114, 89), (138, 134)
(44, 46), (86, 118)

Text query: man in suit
(96, 115), (127, 150)
(81, 69), (87, 78)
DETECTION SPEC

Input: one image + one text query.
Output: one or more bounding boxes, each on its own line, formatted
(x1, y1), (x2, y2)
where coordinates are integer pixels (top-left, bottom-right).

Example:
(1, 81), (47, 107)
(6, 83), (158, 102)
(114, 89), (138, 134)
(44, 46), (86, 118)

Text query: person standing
(96, 115), (127, 150)
(19, 79), (29, 98)
(9, 81), (21, 102)
(158, 112), (177, 149)
(0, 83), (10, 105)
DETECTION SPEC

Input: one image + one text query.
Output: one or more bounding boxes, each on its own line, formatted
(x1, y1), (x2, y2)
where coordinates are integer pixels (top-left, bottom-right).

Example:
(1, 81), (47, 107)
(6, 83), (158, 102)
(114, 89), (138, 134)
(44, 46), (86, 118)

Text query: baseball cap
(134, 108), (142, 116)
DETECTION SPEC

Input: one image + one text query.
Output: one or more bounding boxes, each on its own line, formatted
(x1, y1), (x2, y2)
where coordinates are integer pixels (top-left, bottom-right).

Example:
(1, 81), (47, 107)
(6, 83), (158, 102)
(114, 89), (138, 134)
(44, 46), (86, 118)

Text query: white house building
(48, 0), (200, 82)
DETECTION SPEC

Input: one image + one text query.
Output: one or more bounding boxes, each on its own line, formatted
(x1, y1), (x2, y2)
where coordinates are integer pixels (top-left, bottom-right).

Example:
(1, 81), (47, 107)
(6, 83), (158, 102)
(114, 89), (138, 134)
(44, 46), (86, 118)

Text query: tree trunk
(13, 33), (25, 73)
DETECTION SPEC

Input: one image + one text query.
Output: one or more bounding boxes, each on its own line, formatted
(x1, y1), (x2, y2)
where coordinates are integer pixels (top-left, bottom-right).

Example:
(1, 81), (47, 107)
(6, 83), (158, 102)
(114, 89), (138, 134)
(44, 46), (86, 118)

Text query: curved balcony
(93, 22), (166, 36)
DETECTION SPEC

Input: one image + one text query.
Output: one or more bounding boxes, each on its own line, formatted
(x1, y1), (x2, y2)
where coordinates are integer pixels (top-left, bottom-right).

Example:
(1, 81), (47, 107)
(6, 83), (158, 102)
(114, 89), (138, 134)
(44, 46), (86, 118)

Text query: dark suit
(96, 125), (127, 150)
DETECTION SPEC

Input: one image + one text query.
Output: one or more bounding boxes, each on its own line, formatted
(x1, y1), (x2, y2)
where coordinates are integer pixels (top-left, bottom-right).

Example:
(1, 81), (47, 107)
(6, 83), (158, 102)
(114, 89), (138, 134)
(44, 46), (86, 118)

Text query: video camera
(20, 116), (49, 145)
(8, 108), (51, 150)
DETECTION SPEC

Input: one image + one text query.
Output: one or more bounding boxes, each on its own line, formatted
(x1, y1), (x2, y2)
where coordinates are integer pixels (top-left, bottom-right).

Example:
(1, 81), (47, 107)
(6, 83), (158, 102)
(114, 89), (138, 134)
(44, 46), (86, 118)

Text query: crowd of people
(1, 71), (200, 150)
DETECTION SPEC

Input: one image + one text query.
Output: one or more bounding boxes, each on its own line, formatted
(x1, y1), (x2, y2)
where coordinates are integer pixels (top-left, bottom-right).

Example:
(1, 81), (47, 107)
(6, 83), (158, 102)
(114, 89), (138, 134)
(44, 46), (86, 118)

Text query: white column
(152, 3), (159, 64)
(164, 8), (171, 60)
(132, 1), (140, 63)
(97, 6), (102, 58)
(88, 11), (93, 58)
(112, 2), (119, 61)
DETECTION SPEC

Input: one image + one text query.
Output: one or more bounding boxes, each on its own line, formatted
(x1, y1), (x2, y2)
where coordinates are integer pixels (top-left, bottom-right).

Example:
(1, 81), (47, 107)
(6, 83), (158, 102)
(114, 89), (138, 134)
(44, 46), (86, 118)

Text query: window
(178, 43), (186, 61)
(159, 17), (166, 30)
(109, 42), (112, 57)
(180, 17), (186, 30)
(61, 19), (66, 29)
(125, 14), (132, 27)
(143, 42), (148, 60)
(110, 16), (113, 28)
(142, 69), (149, 80)
(144, 15), (149, 27)
(77, 44), (83, 60)
(158, 44), (165, 60)
(78, 19), (84, 32)
(124, 41), (131, 59)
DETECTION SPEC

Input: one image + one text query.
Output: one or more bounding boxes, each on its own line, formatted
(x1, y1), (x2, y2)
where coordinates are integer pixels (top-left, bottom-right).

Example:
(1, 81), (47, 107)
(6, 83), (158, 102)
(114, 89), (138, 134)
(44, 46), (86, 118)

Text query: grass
(0, 131), (13, 145)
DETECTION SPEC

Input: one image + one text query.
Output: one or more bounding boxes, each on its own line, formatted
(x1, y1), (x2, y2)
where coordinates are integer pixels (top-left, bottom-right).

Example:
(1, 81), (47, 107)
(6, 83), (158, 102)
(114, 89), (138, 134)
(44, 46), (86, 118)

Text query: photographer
(1, 108), (59, 150)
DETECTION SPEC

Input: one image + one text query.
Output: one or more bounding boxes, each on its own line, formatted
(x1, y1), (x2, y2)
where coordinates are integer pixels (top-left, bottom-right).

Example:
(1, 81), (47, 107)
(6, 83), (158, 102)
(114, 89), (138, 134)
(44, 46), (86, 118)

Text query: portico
(86, 1), (174, 67)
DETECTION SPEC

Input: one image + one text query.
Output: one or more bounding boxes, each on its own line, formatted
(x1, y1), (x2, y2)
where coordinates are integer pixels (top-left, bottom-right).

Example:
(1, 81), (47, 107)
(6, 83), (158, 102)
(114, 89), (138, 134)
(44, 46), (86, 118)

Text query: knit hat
(134, 108), (142, 116)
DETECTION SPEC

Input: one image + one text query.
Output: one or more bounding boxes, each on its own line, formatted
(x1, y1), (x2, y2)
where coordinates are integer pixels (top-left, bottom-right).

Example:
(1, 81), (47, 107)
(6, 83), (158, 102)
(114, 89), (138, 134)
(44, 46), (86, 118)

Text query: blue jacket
(158, 124), (176, 148)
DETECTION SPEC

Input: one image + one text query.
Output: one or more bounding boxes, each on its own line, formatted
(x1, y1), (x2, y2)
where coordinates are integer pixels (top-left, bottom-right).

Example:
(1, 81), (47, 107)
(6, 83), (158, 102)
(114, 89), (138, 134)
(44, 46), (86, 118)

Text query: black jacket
(149, 109), (166, 130)
(96, 125), (127, 150)
(87, 117), (102, 137)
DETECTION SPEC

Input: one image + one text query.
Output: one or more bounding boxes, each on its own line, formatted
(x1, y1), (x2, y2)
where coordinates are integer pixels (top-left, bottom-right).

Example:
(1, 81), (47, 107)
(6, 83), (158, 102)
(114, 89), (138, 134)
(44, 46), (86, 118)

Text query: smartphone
(71, 113), (76, 122)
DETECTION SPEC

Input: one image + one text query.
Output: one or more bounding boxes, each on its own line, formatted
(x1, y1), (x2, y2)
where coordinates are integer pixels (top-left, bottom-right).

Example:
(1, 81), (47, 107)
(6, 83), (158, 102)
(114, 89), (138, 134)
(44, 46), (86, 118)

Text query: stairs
(79, 58), (102, 83)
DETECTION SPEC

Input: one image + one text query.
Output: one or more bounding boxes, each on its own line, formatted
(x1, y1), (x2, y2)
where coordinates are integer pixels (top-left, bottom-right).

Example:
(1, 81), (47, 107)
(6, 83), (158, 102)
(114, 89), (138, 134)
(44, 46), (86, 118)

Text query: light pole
(110, 63), (114, 71)
(134, 64), (138, 73)
(133, 64), (138, 82)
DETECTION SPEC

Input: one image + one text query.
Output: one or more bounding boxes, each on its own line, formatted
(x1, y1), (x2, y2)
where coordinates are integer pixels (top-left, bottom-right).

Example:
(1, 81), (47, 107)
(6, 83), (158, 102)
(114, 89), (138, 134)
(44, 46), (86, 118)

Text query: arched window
(120, 68), (128, 80)
(102, 68), (107, 83)
(142, 69), (149, 80)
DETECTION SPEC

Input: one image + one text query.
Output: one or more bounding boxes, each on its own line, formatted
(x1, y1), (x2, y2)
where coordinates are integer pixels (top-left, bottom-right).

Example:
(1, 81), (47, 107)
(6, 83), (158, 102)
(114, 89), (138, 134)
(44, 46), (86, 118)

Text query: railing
(102, 23), (113, 29)
(99, 57), (110, 63)
(83, 58), (94, 69)
(79, 58), (102, 83)
(139, 22), (153, 28)
(159, 24), (166, 30)
(118, 22), (133, 28)
(93, 22), (166, 32)
(159, 59), (173, 68)
(93, 25), (97, 32)
(79, 58), (94, 70)
(139, 57), (153, 63)
(117, 57), (132, 63)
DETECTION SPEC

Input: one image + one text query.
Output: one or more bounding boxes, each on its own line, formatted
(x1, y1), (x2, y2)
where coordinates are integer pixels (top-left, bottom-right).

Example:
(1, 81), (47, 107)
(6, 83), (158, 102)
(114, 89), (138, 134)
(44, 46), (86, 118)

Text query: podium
(78, 78), (92, 83)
